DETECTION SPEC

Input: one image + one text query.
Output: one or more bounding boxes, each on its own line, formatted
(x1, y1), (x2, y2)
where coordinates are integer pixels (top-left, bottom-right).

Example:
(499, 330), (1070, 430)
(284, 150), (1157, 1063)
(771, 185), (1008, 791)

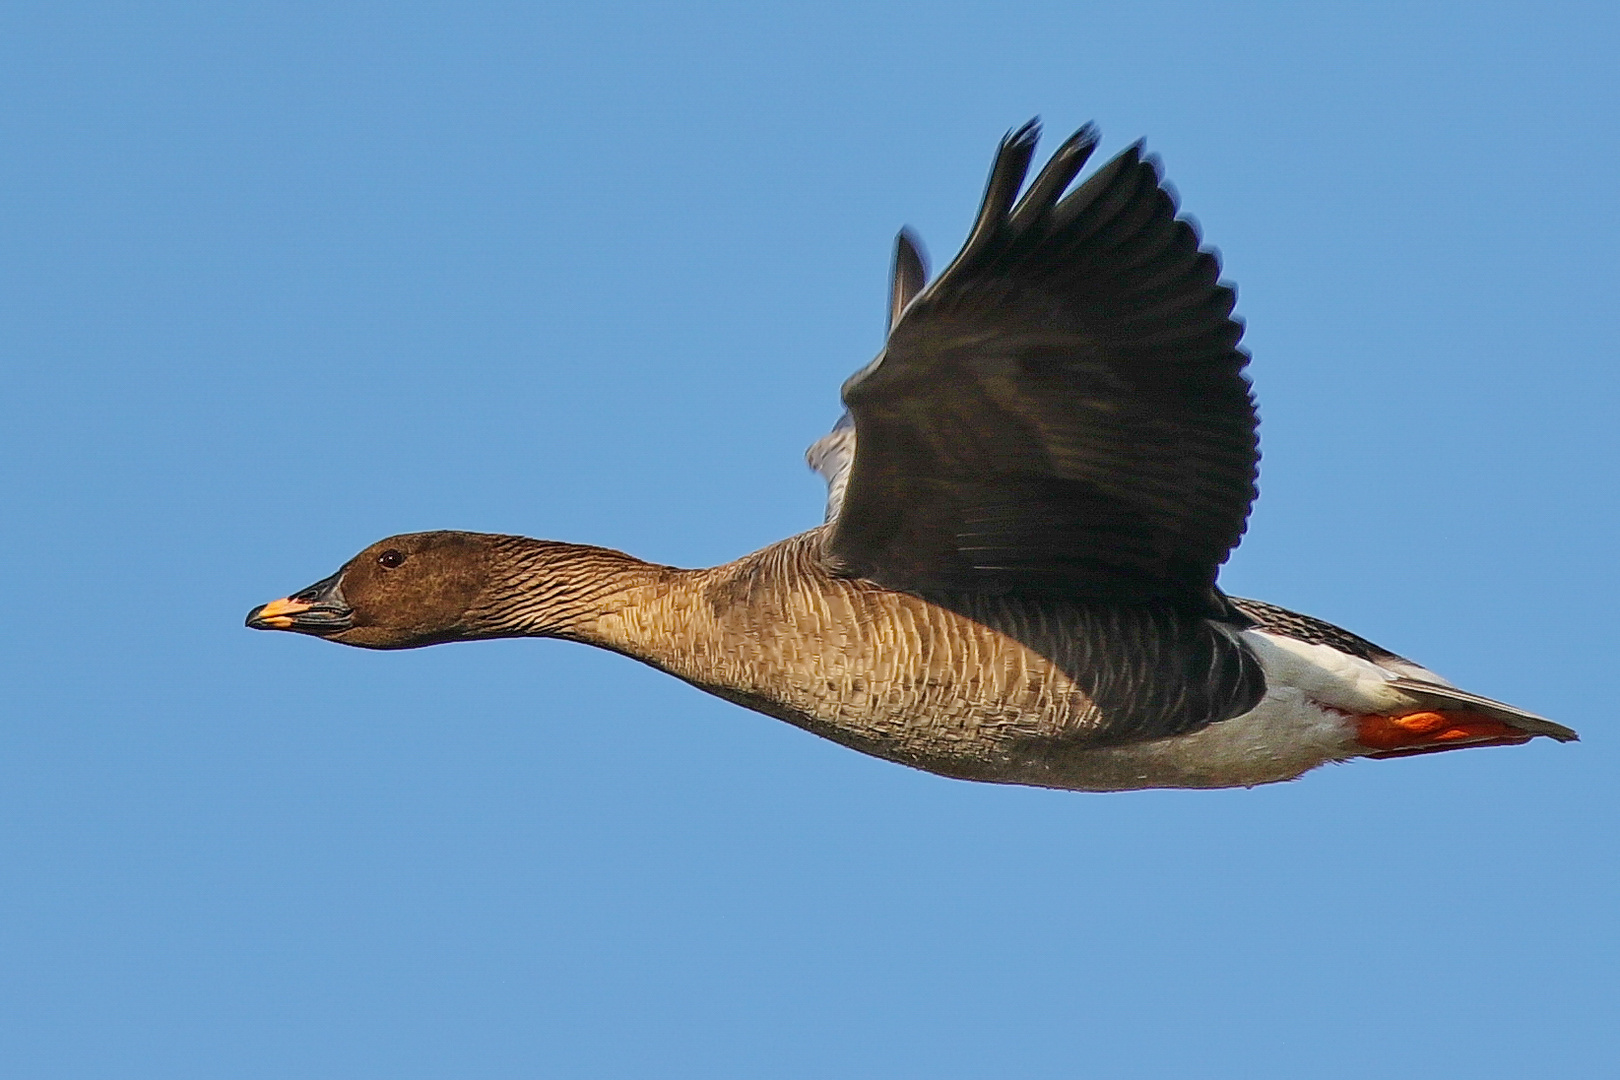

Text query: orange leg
(1356, 710), (1533, 759)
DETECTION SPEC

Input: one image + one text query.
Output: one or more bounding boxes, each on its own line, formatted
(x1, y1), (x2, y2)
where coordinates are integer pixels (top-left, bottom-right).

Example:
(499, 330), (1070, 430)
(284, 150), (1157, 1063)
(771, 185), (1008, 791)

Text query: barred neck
(462, 536), (675, 644)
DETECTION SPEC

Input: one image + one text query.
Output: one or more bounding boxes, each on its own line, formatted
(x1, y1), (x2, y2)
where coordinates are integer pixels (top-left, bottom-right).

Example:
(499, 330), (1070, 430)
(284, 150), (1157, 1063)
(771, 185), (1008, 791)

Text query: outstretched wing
(824, 121), (1258, 614)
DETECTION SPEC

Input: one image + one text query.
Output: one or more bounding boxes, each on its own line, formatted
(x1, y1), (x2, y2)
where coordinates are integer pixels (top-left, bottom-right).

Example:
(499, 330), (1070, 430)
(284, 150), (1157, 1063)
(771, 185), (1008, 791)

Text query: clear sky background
(2, 2), (1618, 1076)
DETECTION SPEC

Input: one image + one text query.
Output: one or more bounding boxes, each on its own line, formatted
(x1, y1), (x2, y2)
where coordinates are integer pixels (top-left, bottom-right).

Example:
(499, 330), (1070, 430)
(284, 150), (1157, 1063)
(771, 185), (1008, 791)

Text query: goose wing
(822, 122), (1258, 615)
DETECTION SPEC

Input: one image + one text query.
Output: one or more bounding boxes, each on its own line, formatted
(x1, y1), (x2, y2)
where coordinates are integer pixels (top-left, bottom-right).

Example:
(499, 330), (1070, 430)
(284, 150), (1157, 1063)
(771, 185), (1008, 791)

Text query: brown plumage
(250, 528), (1285, 789)
(247, 121), (1575, 791)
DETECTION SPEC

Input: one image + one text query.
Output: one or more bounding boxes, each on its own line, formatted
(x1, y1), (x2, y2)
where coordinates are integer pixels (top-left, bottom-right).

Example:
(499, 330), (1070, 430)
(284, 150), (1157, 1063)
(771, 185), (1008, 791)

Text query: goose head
(246, 531), (503, 649)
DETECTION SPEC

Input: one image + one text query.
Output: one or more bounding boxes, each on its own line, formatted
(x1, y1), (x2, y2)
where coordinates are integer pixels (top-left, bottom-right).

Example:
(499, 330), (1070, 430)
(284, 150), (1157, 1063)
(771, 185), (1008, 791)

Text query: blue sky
(2, 2), (1618, 1075)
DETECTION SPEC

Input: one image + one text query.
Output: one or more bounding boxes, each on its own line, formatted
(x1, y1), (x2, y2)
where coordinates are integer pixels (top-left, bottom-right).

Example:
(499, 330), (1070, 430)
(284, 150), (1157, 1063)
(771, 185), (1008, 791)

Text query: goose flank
(247, 120), (1576, 791)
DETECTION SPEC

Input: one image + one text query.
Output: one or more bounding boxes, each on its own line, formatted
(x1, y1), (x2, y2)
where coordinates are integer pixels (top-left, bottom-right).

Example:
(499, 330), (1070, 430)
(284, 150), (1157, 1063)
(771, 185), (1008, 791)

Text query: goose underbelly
(1010, 629), (1481, 791)
(1004, 629), (1406, 790)
(672, 620), (1387, 792)
(704, 664), (1370, 792)
(779, 624), (1420, 792)
(648, 551), (1528, 792)
(1022, 687), (1363, 791)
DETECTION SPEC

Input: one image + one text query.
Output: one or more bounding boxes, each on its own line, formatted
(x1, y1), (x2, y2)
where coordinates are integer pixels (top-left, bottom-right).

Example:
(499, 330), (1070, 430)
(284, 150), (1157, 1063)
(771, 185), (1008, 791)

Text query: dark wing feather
(826, 122), (1258, 614)
(888, 229), (929, 332)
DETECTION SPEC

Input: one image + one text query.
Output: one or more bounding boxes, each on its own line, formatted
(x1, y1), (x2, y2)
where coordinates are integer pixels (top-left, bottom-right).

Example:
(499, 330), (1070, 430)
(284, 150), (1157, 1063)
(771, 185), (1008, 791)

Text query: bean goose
(247, 120), (1576, 791)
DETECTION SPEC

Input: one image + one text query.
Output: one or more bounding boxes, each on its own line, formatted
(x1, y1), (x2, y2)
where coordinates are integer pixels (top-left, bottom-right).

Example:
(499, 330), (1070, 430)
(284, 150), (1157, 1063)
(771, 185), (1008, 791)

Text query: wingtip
(895, 226), (928, 280)
(1059, 121), (1100, 158)
(1006, 121), (1103, 233)
(888, 227), (930, 331)
(1006, 117), (1042, 150)
(955, 120), (1044, 268)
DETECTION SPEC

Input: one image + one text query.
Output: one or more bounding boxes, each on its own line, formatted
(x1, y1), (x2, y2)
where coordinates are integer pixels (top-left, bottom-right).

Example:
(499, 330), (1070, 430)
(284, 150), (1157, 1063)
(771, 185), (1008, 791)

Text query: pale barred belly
(653, 584), (1103, 782)
(638, 557), (1375, 792)
(702, 671), (1363, 792)
(663, 607), (1351, 792)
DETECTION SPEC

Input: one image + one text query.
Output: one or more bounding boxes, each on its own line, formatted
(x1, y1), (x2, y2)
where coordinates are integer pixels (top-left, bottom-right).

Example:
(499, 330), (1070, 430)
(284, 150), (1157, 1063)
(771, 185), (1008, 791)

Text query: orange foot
(1356, 710), (1533, 759)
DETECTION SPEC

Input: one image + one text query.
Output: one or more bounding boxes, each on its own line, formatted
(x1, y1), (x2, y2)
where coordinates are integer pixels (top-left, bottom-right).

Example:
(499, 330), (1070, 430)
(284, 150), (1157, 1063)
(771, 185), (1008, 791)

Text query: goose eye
(378, 549), (406, 569)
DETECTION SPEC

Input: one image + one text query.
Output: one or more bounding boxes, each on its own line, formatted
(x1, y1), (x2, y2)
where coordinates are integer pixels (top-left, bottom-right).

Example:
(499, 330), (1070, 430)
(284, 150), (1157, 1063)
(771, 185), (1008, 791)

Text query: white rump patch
(1239, 629), (1413, 715)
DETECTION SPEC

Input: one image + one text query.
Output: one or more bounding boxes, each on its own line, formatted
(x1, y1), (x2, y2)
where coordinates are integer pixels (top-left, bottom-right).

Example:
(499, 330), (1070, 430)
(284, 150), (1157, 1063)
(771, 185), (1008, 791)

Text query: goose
(246, 120), (1576, 791)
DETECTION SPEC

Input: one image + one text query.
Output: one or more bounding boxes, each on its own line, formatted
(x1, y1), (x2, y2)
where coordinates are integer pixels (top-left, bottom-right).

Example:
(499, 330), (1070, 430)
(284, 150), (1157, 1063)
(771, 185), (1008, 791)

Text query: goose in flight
(247, 121), (1575, 791)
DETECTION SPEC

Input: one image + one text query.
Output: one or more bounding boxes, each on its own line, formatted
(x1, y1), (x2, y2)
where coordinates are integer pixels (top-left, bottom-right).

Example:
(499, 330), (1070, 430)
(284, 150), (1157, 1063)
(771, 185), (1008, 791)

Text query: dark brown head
(246, 531), (505, 649)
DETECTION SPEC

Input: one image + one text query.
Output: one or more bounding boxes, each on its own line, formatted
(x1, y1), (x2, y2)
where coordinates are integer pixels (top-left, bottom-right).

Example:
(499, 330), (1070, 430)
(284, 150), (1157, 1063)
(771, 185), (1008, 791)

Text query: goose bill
(245, 572), (353, 635)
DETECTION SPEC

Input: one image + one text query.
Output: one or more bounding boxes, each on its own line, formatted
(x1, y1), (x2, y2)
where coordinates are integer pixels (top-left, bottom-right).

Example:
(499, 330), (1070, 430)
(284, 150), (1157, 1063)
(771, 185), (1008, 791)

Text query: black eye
(377, 549), (406, 569)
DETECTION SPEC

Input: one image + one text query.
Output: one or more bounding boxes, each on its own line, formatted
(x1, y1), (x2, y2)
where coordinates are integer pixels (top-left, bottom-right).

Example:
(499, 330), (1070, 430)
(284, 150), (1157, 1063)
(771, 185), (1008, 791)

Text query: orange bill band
(251, 596), (313, 628)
